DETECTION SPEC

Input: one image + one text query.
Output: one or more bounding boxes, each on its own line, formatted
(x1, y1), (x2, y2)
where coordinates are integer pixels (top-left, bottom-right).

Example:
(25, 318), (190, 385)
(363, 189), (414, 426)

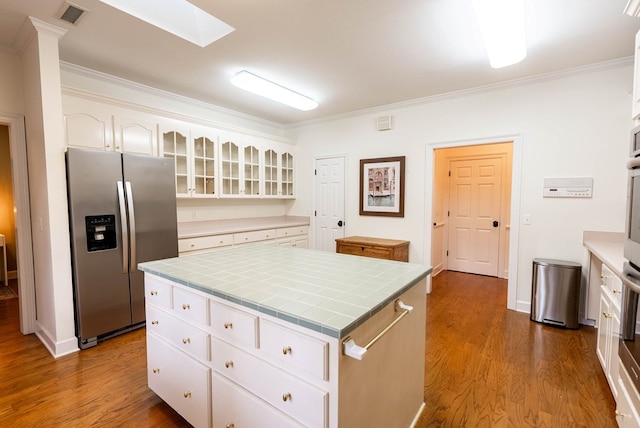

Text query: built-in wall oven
(621, 123), (640, 393)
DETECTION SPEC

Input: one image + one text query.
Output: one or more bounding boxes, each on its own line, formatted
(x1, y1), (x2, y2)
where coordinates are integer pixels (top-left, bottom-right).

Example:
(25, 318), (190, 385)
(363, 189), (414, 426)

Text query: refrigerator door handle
(117, 181), (129, 274)
(125, 181), (137, 271)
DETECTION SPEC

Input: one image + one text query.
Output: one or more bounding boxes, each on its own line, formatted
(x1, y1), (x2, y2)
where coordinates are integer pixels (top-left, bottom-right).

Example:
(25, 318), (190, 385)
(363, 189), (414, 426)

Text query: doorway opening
(0, 114), (36, 334)
(428, 135), (522, 310)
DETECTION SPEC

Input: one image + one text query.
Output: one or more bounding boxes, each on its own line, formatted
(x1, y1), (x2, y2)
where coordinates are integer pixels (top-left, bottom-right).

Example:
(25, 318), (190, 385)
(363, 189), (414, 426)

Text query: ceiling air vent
(376, 115), (393, 131)
(58, 2), (89, 25)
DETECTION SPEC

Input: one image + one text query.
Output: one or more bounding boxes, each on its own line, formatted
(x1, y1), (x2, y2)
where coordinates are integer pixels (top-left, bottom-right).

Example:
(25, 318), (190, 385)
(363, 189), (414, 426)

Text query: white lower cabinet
(147, 333), (211, 428)
(144, 272), (426, 428)
(597, 284), (621, 401)
(618, 365), (640, 427)
(212, 373), (303, 428)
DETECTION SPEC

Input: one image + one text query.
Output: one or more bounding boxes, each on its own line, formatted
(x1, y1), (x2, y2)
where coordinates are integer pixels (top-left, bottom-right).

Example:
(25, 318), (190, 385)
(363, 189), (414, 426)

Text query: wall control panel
(543, 177), (593, 198)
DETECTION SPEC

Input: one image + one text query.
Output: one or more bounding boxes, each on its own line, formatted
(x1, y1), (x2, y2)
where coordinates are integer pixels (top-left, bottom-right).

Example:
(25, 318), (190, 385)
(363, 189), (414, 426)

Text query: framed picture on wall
(359, 156), (405, 217)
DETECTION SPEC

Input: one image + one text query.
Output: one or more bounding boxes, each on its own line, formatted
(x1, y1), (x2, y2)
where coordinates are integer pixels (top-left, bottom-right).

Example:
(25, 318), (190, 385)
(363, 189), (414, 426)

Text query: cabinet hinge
(314, 210), (317, 216)
(446, 250), (449, 256)
(448, 170), (451, 177)
(314, 169), (317, 175)
(447, 211), (450, 217)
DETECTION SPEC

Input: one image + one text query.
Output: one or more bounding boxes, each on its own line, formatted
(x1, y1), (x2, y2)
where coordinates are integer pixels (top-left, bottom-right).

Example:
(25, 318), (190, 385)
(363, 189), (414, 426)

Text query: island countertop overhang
(138, 245), (431, 339)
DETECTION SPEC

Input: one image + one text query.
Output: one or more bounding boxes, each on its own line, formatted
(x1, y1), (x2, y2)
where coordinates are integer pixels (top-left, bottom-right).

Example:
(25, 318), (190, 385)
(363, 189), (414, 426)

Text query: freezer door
(66, 148), (133, 345)
(123, 153), (178, 324)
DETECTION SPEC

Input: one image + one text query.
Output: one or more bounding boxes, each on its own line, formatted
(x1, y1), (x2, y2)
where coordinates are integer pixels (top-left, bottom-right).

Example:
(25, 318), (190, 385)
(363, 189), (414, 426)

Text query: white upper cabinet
(113, 115), (158, 155)
(161, 122), (218, 198)
(220, 135), (261, 197)
(63, 95), (158, 155)
(263, 144), (295, 198)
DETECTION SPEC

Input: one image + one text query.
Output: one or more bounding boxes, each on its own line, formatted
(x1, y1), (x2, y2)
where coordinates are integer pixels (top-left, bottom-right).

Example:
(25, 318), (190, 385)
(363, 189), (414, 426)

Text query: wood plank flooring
(0, 272), (618, 427)
(417, 271), (616, 428)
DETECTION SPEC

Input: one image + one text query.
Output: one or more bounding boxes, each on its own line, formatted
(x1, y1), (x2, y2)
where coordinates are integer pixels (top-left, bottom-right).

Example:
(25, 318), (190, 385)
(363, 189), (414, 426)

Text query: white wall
(0, 49), (24, 113)
(286, 61), (633, 312)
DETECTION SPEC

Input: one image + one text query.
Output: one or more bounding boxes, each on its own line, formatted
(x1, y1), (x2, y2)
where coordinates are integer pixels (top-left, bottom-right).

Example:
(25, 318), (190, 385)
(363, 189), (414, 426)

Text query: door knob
(493, 221), (499, 227)
(337, 220), (343, 227)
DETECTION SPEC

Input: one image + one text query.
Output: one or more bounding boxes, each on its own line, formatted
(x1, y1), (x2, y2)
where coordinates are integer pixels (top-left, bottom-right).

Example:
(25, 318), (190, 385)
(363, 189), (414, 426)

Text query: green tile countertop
(138, 245), (431, 339)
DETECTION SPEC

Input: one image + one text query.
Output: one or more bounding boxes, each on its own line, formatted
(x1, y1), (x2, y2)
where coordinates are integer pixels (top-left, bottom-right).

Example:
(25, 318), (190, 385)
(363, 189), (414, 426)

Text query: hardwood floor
(0, 272), (618, 427)
(417, 271), (616, 428)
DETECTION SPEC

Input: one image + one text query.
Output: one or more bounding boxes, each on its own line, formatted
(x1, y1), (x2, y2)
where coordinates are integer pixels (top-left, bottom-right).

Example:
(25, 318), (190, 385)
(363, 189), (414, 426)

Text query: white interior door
(448, 157), (503, 276)
(314, 157), (346, 251)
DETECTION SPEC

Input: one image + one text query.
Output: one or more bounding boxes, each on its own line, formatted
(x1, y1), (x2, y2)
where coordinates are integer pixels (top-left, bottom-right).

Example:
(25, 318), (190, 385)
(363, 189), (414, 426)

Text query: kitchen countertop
(138, 245), (431, 339)
(583, 230), (625, 277)
(178, 215), (309, 239)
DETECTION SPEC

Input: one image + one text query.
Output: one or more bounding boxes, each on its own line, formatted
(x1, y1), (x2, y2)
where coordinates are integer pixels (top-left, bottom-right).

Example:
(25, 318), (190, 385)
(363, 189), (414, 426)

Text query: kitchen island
(139, 245), (431, 428)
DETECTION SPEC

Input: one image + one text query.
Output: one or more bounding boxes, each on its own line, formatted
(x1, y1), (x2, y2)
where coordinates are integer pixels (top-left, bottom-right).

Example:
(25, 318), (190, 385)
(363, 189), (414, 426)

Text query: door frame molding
(425, 134), (523, 311)
(1, 113), (36, 334)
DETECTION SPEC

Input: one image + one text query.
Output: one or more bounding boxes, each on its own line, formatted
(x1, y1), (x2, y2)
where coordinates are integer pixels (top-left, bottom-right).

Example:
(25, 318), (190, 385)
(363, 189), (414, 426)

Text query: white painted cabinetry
(219, 136), (261, 197)
(178, 225), (309, 255)
(161, 122), (218, 198)
(618, 364), (640, 427)
(264, 145), (295, 198)
(143, 271), (426, 428)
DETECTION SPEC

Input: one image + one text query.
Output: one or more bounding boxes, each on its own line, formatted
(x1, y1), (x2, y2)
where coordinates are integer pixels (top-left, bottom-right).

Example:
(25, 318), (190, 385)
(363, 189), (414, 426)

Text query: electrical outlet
(523, 214), (532, 225)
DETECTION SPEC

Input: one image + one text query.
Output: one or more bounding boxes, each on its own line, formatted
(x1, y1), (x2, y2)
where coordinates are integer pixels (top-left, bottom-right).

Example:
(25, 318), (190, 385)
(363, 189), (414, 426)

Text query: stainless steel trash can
(530, 258), (581, 329)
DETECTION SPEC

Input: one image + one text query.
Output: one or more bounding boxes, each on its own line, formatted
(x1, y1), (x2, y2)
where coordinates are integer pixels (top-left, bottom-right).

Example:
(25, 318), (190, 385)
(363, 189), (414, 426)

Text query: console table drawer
(335, 236), (409, 262)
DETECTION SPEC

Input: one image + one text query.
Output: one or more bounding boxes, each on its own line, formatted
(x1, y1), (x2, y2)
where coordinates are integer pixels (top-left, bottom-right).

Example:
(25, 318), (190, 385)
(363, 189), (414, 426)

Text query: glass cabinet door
(264, 149), (278, 196)
(280, 152), (294, 197)
(192, 135), (216, 196)
(163, 130), (189, 196)
(243, 145), (260, 196)
(221, 141), (240, 196)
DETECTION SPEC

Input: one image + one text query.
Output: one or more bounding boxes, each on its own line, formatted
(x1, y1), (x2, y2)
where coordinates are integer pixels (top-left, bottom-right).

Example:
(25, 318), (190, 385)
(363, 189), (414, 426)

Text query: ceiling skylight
(100, 0), (234, 47)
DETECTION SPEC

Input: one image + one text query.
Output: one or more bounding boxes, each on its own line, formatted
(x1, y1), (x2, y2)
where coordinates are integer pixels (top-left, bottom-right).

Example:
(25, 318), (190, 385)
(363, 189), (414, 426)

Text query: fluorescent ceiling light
(473, 0), (527, 68)
(231, 71), (318, 111)
(100, 0), (234, 47)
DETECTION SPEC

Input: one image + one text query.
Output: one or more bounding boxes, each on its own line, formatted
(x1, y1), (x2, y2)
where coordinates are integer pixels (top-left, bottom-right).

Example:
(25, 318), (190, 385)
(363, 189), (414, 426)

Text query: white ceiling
(0, 0), (639, 125)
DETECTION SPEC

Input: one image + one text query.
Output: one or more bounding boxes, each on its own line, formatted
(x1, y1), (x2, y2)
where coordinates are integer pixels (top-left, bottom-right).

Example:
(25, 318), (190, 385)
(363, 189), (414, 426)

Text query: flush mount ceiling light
(99, 0), (234, 47)
(231, 71), (318, 111)
(472, 0), (527, 68)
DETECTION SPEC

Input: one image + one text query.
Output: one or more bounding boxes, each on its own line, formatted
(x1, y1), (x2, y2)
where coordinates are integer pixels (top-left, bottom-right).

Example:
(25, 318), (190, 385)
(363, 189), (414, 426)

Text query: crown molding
(286, 56), (634, 129)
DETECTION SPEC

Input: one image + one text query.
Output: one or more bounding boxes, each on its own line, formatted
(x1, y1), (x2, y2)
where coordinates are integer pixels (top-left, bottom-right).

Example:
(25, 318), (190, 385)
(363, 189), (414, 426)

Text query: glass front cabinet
(263, 146), (295, 198)
(161, 123), (217, 198)
(220, 137), (261, 197)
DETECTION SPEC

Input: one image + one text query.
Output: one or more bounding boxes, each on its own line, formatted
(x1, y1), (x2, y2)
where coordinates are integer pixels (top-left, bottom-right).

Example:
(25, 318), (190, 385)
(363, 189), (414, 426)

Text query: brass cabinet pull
(226, 424), (235, 428)
(282, 346), (292, 355)
(182, 303), (190, 310)
(603, 312), (611, 319)
(613, 289), (622, 294)
(152, 368), (159, 374)
(151, 320), (159, 325)
(182, 338), (191, 344)
(150, 291), (157, 296)
(224, 322), (233, 329)
(183, 391), (191, 398)
(225, 361), (234, 368)
(282, 392), (292, 402)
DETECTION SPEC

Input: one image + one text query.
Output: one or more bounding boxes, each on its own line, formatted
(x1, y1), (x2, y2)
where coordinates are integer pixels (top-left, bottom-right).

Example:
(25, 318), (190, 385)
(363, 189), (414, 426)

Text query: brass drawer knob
(150, 291), (158, 296)
(282, 346), (292, 355)
(224, 322), (233, 329)
(225, 360), (234, 368)
(282, 392), (292, 402)
(182, 338), (191, 344)
(182, 303), (190, 310)
(152, 368), (160, 374)
(226, 424), (235, 428)
(183, 391), (191, 399)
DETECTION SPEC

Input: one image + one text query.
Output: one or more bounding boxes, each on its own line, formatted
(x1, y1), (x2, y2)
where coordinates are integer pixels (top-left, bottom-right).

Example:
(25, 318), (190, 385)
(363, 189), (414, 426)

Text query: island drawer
(276, 225), (309, 238)
(234, 229), (277, 244)
(145, 275), (172, 309)
(147, 333), (211, 428)
(212, 372), (303, 428)
(260, 319), (329, 381)
(178, 234), (233, 253)
(210, 301), (259, 348)
(212, 337), (328, 428)
(172, 287), (210, 326)
(147, 305), (211, 361)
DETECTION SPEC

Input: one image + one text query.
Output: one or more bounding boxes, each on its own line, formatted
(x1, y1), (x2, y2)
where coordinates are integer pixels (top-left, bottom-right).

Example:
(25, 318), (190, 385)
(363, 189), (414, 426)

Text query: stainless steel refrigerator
(66, 148), (178, 349)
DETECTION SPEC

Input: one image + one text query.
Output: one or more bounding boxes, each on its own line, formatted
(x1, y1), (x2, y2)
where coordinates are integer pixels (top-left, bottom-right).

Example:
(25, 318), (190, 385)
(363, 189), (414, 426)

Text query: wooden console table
(335, 236), (409, 262)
